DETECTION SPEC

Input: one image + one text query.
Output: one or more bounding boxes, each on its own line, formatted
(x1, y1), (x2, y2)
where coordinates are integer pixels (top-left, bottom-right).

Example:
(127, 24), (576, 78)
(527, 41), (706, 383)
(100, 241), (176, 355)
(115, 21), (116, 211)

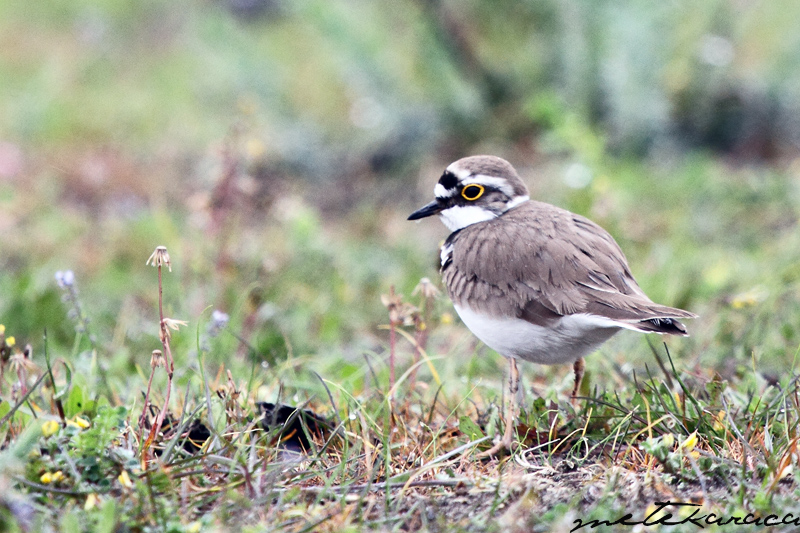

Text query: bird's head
(408, 155), (530, 232)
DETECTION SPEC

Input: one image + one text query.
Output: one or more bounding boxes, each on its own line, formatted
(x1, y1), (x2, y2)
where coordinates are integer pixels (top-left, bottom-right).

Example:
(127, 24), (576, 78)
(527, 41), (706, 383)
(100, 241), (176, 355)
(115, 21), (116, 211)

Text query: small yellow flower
(681, 431), (698, 451)
(41, 471), (64, 484)
(118, 470), (134, 488)
(643, 502), (659, 521)
(713, 410), (726, 431)
(673, 391), (683, 410)
(6, 336), (15, 347)
(440, 312), (453, 325)
(68, 416), (90, 429)
(42, 420), (60, 437)
(85, 493), (99, 511)
(731, 287), (767, 309)
(186, 522), (202, 533)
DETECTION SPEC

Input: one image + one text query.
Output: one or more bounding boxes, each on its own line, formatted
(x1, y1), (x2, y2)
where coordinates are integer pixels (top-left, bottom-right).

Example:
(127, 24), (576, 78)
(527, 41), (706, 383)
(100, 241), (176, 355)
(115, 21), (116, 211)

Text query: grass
(3, 2), (800, 530)
(2, 138), (800, 532)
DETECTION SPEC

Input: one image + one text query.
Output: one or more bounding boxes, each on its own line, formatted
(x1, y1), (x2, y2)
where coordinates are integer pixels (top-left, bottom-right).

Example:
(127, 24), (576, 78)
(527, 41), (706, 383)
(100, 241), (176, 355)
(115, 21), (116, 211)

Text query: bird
(408, 155), (697, 456)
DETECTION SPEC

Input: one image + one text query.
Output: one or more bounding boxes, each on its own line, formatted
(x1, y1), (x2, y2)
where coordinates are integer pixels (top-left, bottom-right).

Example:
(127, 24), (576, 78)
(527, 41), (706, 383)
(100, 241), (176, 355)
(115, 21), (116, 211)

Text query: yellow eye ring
(461, 184), (484, 201)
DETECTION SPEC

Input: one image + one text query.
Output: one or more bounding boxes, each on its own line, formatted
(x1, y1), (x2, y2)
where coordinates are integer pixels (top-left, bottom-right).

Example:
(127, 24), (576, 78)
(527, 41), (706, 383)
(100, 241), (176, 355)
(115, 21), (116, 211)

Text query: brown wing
(442, 201), (696, 332)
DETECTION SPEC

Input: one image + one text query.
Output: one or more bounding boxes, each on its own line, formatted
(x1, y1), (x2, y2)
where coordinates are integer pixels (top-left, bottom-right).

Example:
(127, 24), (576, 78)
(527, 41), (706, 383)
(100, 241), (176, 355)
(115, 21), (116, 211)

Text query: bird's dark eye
(461, 184), (484, 201)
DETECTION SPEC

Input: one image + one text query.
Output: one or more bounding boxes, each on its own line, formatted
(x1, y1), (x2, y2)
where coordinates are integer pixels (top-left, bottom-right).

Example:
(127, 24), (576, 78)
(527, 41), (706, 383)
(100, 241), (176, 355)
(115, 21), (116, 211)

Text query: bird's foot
(476, 421), (517, 458)
(477, 357), (520, 459)
(476, 436), (516, 458)
(570, 392), (581, 408)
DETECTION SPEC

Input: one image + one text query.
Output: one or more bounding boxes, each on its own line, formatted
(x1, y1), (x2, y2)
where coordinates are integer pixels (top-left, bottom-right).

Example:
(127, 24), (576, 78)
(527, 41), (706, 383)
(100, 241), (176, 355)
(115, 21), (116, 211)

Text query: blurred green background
(2, 0), (800, 399)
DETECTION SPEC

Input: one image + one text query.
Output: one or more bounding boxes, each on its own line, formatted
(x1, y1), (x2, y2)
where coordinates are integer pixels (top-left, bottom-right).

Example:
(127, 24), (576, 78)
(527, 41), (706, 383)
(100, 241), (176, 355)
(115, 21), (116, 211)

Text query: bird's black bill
(408, 200), (443, 220)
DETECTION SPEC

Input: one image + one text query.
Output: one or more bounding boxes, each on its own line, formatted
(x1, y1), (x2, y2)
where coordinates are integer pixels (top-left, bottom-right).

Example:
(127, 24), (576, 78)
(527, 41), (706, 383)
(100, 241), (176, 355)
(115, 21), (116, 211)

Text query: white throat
(438, 195), (529, 232)
(438, 206), (496, 232)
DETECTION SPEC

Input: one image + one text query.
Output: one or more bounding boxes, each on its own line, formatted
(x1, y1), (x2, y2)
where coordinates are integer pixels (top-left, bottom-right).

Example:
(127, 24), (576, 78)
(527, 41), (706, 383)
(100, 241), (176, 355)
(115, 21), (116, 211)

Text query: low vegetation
(2, 137), (800, 532)
(3, 1), (800, 531)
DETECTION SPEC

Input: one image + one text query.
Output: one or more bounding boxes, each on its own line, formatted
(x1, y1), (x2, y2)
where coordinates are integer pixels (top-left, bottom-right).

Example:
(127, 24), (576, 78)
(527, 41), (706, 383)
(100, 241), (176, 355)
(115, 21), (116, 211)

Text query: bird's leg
(478, 357), (519, 458)
(571, 357), (585, 404)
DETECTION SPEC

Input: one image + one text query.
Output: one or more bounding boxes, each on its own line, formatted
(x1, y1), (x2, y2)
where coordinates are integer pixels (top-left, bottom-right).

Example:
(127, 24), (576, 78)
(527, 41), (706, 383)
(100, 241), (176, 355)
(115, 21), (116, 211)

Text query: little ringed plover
(408, 155), (697, 456)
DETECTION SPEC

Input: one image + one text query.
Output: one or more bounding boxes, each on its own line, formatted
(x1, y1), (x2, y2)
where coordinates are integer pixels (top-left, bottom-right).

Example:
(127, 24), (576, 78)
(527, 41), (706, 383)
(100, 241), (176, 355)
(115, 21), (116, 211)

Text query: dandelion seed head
(412, 277), (440, 299)
(146, 246), (172, 272)
(163, 318), (188, 331)
(150, 349), (165, 368)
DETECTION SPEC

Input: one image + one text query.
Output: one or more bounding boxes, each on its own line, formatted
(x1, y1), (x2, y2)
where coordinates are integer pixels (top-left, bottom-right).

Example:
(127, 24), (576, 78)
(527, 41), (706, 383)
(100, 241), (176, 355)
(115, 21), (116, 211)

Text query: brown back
(442, 201), (696, 328)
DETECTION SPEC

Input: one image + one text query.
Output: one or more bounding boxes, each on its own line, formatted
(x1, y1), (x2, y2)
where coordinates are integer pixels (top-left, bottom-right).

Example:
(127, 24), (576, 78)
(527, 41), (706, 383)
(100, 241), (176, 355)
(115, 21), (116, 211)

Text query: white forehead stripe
(434, 183), (454, 198)
(446, 162), (471, 179)
(463, 175), (514, 197)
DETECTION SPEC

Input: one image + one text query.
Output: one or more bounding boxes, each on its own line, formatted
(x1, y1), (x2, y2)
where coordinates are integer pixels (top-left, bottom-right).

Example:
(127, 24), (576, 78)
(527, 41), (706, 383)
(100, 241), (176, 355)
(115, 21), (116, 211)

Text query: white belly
(453, 304), (621, 365)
